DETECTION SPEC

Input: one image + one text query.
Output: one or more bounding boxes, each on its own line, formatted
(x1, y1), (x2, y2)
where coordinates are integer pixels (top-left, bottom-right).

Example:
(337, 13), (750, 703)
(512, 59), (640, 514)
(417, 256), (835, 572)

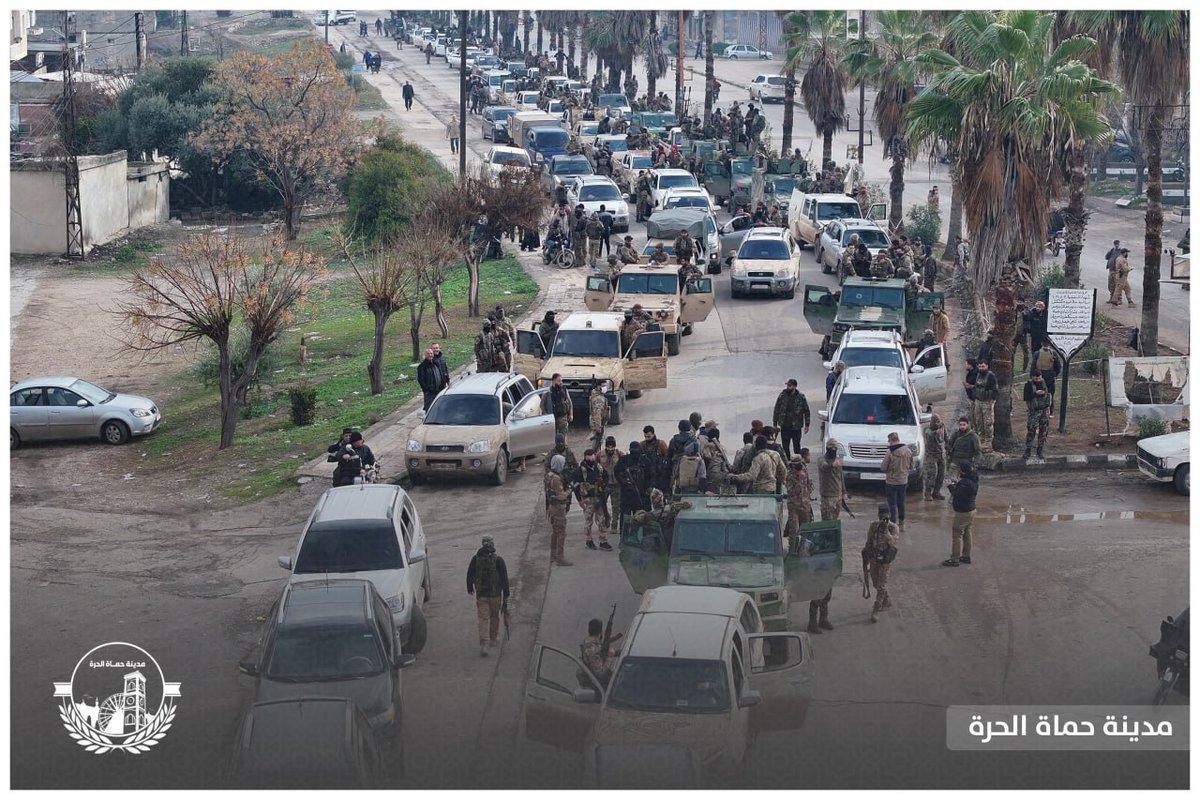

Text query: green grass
(351, 77), (387, 110)
(75, 238), (160, 273)
(139, 256), (538, 500)
(1089, 179), (1136, 197)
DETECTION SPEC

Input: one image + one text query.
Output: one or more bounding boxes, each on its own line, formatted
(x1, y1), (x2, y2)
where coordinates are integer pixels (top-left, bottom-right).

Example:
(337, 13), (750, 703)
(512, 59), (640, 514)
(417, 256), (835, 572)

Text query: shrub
(1077, 339), (1110, 375)
(906, 204), (941, 248)
(344, 137), (448, 244)
(1031, 262), (1067, 305)
(289, 385), (318, 426)
(1136, 416), (1169, 439)
(334, 51), (356, 71)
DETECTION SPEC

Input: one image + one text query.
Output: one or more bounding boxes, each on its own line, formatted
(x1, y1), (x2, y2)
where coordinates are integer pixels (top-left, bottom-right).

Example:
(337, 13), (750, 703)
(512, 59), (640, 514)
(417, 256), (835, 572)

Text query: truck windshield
(628, 155), (653, 169)
(732, 159), (753, 176)
(535, 130), (570, 150)
(424, 394), (500, 425)
(580, 184), (622, 202)
(831, 393), (916, 426)
(597, 93), (629, 108)
(550, 330), (620, 358)
(618, 274), (679, 294)
(608, 657), (730, 713)
(840, 286), (905, 309)
(817, 201), (861, 220)
(639, 113), (677, 128)
(769, 177), (796, 194)
(674, 520), (780, 556)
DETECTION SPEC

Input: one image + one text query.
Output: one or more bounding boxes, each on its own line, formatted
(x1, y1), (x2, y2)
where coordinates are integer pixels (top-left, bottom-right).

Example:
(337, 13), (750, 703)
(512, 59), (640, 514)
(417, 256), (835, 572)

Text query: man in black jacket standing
(466, 535), (510, 657)
(943, 462), (979, 567)
(417, 348), (442, 411)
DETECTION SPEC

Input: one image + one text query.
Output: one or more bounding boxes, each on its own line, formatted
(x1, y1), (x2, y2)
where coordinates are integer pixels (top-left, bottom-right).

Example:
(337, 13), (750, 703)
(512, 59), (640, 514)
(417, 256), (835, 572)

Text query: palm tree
(535, 11), (543, 55)
(703, 11), (715, 125)
(523, 11), (532, 54)
(579, 13), (590, 80)
(844, 10), (940, 234)
(907, 11), (1116, 449)
(1071, 11), (1189, 355)
(783, 11), (850, 171)
(644, 11), (668, 102)
(562, 11), (581, 74)
(776, 12), (799, 151)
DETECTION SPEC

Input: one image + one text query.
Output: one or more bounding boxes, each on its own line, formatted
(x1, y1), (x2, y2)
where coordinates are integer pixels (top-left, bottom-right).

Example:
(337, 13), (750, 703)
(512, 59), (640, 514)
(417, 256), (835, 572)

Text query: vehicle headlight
(407, 439), (423, 452)
(129, 408), (153, 418)
(386, 594), (406, 612)
(537, 378), (546, 388)
(467, 439), (491, 453)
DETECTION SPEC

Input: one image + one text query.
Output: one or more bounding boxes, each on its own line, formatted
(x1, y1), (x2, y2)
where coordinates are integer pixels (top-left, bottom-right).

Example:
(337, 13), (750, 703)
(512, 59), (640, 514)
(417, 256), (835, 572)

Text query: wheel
(819, 250), (830, 273)
(784, 287), (795, 300)
(666, 333), (681, 356)
(1174, 463), (1190, 495)
(682, 323), (694, 336)
(489, 447), (508, 485)
(627, 389), (643, 400)
(422, 566), (432, 602)
(405, 605), (428, 655)
(10, 429), (19, 450)
(729, 54), (738, 60)
(102, 420), (130, 445)
(609, 394), (625, 425)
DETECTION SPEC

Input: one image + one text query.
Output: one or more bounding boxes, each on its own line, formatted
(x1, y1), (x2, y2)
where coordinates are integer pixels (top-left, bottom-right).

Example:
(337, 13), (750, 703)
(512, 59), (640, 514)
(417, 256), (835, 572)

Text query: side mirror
(910, 364), (925, 374)
(817, 409), (828, 420)
(738, 689), (762, 708)
(395, 653), (417, 669)
(238, 661), (260, 677)
(919, 413), (933, 424)
(408, 551), (427, 564)
(821, 361), (832, 370)
(572, 687), (599, 704)
(76, 399), (89, 407)
(277, 556), (293, 570)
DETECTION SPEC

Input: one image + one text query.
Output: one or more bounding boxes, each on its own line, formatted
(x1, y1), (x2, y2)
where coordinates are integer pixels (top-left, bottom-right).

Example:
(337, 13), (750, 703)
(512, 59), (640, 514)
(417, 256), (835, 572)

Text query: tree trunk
(608, 62), (621, 93)
(536, 14), (542, 54)
(431, 280), (449, 338)
(703, 12), (714, 126)
(888, 150), (905, 234)
(523, 12), (531, 54)
(217, 337), (238, 449)
(367, 306), (390, 395)
(567, 24), (576, 72)
(1061, 145), (1090, 289)
(283, 189), (301, 241)
(409, 296), (427, 363)
(782, 70), (796, 152)
(821, 131), (834, 173)
(990, 284), (1019, 452)
(1141, 106), (1164, 356)
(579, 16), (589, 80)
(941, 156), (963, 261)
(466, 251), (481, 317)
(646, 11), (658, 101)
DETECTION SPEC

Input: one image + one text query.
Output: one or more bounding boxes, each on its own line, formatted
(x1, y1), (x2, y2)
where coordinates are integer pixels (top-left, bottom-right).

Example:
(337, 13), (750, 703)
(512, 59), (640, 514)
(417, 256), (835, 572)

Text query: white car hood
(731, 257), (796, 274)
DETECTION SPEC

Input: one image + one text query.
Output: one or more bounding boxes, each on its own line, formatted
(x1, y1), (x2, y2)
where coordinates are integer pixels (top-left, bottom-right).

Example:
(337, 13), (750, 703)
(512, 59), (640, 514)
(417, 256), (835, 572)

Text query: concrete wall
(10, 151), (170, 255)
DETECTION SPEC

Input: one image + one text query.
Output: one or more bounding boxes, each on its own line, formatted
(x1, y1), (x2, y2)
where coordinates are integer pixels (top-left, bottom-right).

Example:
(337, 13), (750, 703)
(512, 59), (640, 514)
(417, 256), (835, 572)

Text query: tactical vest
(1028, 384), (1052, 411)
(475, 552), (502, 596)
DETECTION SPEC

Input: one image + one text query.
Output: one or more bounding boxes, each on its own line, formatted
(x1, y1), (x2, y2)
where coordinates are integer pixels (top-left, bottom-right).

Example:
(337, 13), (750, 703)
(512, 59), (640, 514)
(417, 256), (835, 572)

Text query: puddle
(985, 508), (1190, 525)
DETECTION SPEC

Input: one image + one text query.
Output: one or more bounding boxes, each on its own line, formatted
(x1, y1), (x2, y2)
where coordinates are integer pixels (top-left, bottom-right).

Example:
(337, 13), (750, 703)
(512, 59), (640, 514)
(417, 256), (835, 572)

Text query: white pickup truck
(1137, 431), (1190, 495)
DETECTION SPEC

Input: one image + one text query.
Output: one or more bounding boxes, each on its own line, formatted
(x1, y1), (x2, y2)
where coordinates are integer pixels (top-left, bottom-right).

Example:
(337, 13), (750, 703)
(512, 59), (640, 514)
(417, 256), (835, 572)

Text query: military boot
(818, 607), (834, 631)
(1036, 446), (1044, 460)
(807, 606), (822, 634)
(1022, 446), (1032, 460)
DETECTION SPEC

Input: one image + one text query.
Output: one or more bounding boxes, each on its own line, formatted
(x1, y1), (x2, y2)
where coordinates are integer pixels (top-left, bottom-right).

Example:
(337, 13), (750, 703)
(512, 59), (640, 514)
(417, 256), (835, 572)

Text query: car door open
(514, 329), (547, 383)
(507, 387), (555, 458)
(801, 285), (836, 335)
(584, 275), (615, 312)
(523, 644), (603, 751)
(784, 519), (842, 603)
(905, 291), (945, 340)
(680, 278), (715, 323)
(617, 513), (670, 594)
(623, 331), (667, 391)
(910, 344), (948, 403)
(745, 631), (811, 733)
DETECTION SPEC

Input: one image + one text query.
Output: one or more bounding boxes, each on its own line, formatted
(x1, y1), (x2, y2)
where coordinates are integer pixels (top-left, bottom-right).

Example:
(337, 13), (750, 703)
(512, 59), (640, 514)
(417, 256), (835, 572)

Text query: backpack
(475, 551), (501, 596)
(675, 455), (702, 492)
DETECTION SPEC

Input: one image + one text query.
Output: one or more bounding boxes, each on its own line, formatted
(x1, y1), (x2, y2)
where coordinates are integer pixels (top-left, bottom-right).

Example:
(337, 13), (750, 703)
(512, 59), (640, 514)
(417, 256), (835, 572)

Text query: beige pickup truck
(583, 261), (715, 356)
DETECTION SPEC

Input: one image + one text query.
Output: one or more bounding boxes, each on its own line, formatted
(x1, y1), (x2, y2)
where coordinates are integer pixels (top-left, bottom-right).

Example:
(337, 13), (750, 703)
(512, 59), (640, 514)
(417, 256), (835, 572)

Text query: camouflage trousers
(606, 491), (622, 536)
(971, 399), (995, 445)
(476, 595), (502, 646)
(582, 496), (609, 543)
(819, 497), (841, 521)
(589, 238), (602, 267)
(922, 457), (946, 499)
(868, 563), (891, 613)
(1025, 407), (1050, 451)
(548, 503), (568, 561)
(555, 414), (571, 436)
(785, 500), (813, 537)
(589, 426), (604, 452)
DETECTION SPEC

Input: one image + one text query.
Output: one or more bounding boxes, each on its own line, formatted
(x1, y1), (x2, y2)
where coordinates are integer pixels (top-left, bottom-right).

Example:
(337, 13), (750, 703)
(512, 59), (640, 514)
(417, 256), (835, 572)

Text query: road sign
(1047, 333), (1088, 359)
(1046, 288), (1097, 433)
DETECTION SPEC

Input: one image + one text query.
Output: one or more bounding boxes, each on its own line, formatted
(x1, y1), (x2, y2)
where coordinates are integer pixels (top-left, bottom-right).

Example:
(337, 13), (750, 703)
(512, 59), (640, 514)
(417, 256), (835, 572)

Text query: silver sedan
(10, 376), (161, 447)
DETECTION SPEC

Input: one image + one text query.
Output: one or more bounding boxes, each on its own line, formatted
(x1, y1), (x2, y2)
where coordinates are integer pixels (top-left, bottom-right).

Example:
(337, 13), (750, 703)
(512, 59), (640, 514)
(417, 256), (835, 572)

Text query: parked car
(406, 372), (556, 485)
(515, 90), (541, 111)
(278, 484), (431, 653)
(238, 580), (412, 743)
(824, 329), (947, 404)
(816, 218), (891, 277)
(724, 44), (774, 60)
(9, 376), (161, 447)
(594, 92), (632, 119)
(1137, 431), (1190, 495)
(486, 145), (532, 176)
(660, 186), (715, 213)
(482, 105), (517, 142)
(748, 74), (787, 103)
(542, 153), (595, 196)
(231, 698), (388, 789)
(729, 227), (802, 299)
(565, 175), (631, 232)
(525, 586), (808, 788)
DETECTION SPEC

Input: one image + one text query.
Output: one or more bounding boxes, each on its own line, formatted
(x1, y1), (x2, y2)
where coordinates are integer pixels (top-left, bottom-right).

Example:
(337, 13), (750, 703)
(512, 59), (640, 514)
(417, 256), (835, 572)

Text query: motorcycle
(356, 458), (382, 485)
(542, 235), (577, 269)
(1149, 608), (1189, 705)
(1044, 228), (1065, 257)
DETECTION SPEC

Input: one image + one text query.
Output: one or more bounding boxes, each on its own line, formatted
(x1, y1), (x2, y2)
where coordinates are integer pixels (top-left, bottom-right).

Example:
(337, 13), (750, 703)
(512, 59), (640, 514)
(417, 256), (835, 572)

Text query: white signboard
(1047, 288), (1096, 335)
(1048, 333), (1089, 359)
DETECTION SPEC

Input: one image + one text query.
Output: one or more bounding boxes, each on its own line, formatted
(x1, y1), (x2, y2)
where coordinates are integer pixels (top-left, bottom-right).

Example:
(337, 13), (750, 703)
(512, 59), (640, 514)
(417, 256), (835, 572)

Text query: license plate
(430, 462), (457, 471)
(750, 284), (771, 291)
(858, 472), (886, 481)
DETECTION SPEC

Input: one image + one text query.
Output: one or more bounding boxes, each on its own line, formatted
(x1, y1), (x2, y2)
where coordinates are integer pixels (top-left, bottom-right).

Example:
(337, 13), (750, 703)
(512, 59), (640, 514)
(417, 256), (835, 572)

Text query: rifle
(861, 548), (872, 599)
(601, 603), (622, 658)
(502, 597), (511, 640)
(840, 496), (856, 518)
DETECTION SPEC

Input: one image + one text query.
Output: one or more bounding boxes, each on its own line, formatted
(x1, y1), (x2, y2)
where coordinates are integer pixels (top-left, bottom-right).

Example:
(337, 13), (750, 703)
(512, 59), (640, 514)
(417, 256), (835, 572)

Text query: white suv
(749, 74), (787, 103)
(816, 218), (891, 277)
(566, 175), (631, 232)
(278, 484), (431, 653)
(730, 228), (801, 299)
(818, 365), (929, 487)
(825, 329), (947, 404)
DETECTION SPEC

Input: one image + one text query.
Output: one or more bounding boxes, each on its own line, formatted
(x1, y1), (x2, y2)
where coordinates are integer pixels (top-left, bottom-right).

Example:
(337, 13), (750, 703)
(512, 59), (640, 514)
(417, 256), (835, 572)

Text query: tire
(627, 389), (643, 400)
(819, 249), (830, 273)
(729, 54), (738, 60)
(10, 429), (19, 450)
(784, 287), (795, 300)
(102, 420), (130, 445)
(609, 395), (625, 425)
(666, 333), (681, 356)
(405, 605), (428, 655)
(422, 566), (432, 602)
(489, 447), (508, 486)
(1174, 463), (1190, 496)
(682, 323), (694, 336)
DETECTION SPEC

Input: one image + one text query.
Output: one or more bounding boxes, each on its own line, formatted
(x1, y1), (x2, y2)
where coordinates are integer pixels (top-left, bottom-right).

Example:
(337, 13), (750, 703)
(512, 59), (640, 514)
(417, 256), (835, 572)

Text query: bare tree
(117, 233), (324, 448)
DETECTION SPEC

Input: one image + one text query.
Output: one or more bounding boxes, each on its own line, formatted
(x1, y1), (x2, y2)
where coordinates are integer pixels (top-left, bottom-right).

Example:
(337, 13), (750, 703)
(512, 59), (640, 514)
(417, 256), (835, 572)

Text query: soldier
(635, 171), (653, 223)
(466, 535), (510, 657)
(545, 455), (574, 566)
(817, 439), (848, 520)
(840, 234), (860, 282)
(548, 374), (573, 435)
(863, 505), (899, 623)
(614, 441), (647, 527)
(474, 320), (498, 372)
(772, 378), (811, 459)
(618, 235), (640, 265)
(922, 414), (948, 501)
(1104, 239), (1122, 298)
(784, 451), (814, 538)
(578, 448), (612, 550)
(537, 310), (559, 348)
(640, 425), (671, 494)
(1022, 370), (1053, 461)
(580, 618), (621, 687)
(597, 436), (625, 534)
(730, 436), (786, 494)
(588, 383), (609, 452)
(699, 421), (729, 485)
(852, 241), (873, 279)
(647, 243), (670, 264)
(585, 212), (605, 268)
(631, 489), (692, 544)
(543, 432), (579, 481)
(856, 185), (871, 217)
(1108, 248), (1135, 307)
(946, 416), (981, 478)
(672, 229), (696, 265)
(487, 313), (512, 372)
(871, 252), (895, 279)
(493, 304), (517, 346)
(767, 204), (783, 228)
(929, 304), (951, 345)
(943, 461), (979, 567)
(971, 360), (999, 447)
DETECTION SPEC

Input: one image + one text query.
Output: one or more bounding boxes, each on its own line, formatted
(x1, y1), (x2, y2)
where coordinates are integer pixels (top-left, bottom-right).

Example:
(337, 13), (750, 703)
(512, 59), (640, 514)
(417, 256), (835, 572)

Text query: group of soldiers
(838, 233), (941, 292)
(472, 305), (518, 373)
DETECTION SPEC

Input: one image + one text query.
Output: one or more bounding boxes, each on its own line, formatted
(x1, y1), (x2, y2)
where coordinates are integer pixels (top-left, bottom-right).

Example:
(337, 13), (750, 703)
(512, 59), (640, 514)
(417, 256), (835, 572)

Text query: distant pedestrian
(402, 80), (415, 111)
(943, 463), (978, 567)
(1105, 239), (1122, 297)
(772, 378), (811, 460)
(929, 304), (950, 345)
(1108, 248), (1134, 307)
(417, 348), (442, 411)
(863, 505), (899, 623)
(430, 343), (450, 389)
(825, 361), (845, 402)
(817, 439), (848, 520)
(466, 535), (510, 657)
(694, 39), (703, 59)
(927, 185), (939, 208)
(922, 414), (948, 501)
(549, 373), (573, 434)
(1022, 370), (1053, 461)
(363, 49), (372, 67)
(970, 360), (999, 447)
(545, 455), (574, 567)
(446, 113), (460, 154)
(880, 432), (913, 533)
(1026, 300), (1048, 350)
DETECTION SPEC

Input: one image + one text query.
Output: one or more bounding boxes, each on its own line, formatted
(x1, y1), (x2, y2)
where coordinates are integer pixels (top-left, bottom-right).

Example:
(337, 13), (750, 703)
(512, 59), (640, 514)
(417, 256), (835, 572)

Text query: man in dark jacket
(332, 442), (363, 487)
(641, 425), (671, 494)
(614, 441), (648, 521)
(971, 360), (999, 447)
(417, 348), (442, 411)
(667, 419), (697, 469)
(772, 378), (811, 459)
(1025, 300), (1048, 351)
(943, 462), (979, 566)
(402, 80), (416, 111)
(549, 373), (573, 435)
(430, 343), (450, 389)
(466, 535), (510, 657)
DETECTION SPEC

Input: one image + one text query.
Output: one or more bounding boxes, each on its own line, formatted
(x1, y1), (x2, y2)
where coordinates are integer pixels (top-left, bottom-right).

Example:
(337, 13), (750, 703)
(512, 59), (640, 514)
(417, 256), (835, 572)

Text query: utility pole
(459, 10), (467, 177)
(134, 12), (144, 70)
(675, 10), (684, 114)
(324, 10), (329, 45)
(857, 10), (866, 165)
(61, 11), (84, 259)
(180, 10), (189, 56)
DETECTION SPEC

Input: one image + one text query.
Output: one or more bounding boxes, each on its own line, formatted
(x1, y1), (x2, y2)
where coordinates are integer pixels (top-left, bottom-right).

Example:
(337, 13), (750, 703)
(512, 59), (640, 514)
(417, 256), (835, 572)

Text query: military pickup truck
(700, 156), (758, 209)
(802, 277), (945, 360)
(584, 262), (715, 356)
(511, 311), (666, 424)
(617, 493), (843, 631)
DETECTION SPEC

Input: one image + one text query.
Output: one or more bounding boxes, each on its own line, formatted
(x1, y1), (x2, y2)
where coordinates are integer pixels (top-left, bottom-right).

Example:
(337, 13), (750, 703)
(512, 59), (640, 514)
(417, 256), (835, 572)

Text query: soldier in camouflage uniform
(580, 618), (621, 688)
(730, 436), (786, 494)
(784, 451), (814, 537)
(466, 535), (510, 657)
(543, 433), (579, 481)
(545, 454), (574, 566)
(922, 414), (948, 501)
(817, 439), (848, 520)
(597, 436), (624, 537)
(577, 448), (612, 550)
(474, 320), (500, 372)
(588, 383), (609, 452)
(487, 312), (512, 371)
(632, 488), (693, 545)
(863, 505), (899, 623)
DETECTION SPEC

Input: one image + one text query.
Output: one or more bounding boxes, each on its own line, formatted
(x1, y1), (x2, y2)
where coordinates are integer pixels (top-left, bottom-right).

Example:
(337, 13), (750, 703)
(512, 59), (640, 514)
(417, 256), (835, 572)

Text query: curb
(991, 453), (1135, 472)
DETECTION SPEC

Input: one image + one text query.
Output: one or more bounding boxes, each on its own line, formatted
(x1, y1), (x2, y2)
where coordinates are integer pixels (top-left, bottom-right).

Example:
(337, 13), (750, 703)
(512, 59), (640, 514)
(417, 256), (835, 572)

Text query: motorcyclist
(1150, 607), (1190, 697)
